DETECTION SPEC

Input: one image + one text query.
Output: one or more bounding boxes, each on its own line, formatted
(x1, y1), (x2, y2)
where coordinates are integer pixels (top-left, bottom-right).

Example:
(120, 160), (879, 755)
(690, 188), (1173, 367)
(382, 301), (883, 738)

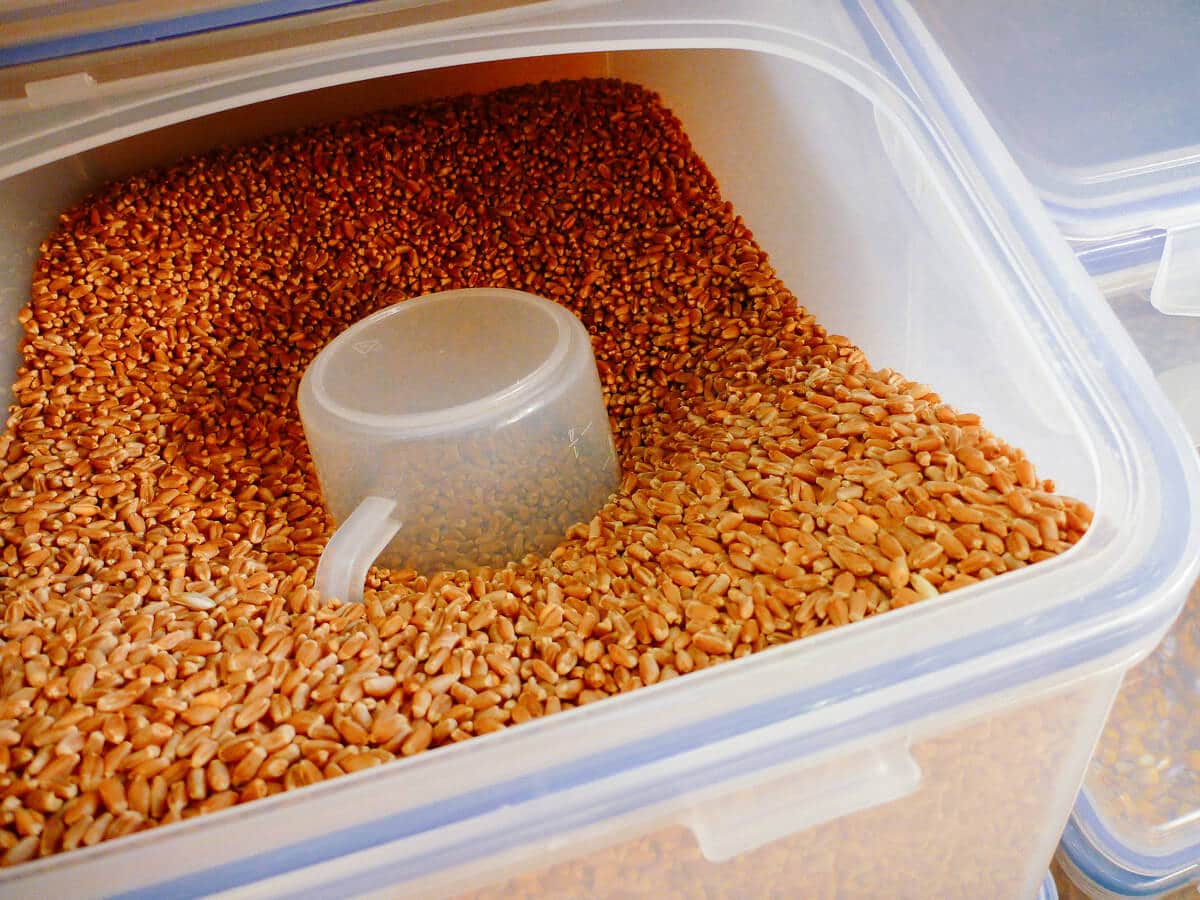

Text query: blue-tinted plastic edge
(1073, 230), (1167, 279)
(1040, 870), (1060, 900)
(1039, 187), (1200, 248)
(0, 0), (374, 69)
(1061, 801), (1200, 897)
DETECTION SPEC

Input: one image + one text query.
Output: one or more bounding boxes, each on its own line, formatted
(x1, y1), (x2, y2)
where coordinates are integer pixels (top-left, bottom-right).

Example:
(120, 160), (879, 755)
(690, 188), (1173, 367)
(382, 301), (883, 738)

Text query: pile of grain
(0, 79), (1089, 865)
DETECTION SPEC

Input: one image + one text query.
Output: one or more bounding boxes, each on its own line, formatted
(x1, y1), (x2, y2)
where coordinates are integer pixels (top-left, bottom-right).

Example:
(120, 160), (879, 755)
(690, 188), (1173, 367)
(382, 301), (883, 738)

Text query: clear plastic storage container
(1, 2), (1199, 898)
(1053, 285), (1200, 899)
(897, 1), (1200, 896)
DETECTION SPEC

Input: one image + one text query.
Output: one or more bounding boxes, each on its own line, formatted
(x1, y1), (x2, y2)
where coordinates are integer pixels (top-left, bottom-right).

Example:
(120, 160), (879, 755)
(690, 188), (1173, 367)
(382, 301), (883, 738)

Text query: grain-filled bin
(0, 2), (1198, 898)
(896, 1), (1200, 896)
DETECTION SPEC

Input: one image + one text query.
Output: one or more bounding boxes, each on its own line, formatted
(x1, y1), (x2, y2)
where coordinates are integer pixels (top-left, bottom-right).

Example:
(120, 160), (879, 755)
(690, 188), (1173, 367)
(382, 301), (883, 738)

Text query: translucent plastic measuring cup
(298, 288), (620, 603)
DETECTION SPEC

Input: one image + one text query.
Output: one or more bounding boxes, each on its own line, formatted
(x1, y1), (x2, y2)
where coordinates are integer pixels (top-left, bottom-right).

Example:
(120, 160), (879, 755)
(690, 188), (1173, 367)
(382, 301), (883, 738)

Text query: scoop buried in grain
(0, 78), (1090, 867)
(298, 288), (620, 602)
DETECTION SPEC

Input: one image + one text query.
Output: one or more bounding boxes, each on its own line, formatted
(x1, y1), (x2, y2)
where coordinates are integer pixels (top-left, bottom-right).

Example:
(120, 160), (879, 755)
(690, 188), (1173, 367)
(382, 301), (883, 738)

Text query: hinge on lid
(24, 72), (98, 108)
(1150, 222), (1200, 316)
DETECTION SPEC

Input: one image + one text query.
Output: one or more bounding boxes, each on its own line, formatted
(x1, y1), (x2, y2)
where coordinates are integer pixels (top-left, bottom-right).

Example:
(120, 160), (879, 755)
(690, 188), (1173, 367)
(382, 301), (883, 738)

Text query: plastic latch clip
(686, 738), (921, 863)
(1151, 222), (1200, 316)
(24, 72), (99, 108)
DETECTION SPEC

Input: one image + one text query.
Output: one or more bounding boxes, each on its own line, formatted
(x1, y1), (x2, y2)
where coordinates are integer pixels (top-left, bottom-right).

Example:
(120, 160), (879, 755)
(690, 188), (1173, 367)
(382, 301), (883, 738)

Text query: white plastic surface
(400, 673), (1122, 900)
(298, 288), (618, 597)
(0, 1), (1198, 897)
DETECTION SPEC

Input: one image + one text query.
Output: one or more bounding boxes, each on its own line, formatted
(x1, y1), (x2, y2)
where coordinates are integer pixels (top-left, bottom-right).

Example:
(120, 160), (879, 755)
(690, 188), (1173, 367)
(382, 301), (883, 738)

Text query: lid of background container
(904, 0), (1200, 316)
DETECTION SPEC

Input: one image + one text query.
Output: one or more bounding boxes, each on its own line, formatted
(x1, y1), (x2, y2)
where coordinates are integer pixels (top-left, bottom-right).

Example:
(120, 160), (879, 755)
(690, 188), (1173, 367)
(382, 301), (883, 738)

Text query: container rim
(1060, 810), (1200, 897)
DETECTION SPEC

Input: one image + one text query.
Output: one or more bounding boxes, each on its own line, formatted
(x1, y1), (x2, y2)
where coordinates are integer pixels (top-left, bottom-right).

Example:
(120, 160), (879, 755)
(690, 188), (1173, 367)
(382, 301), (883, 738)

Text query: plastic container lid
(894, 1), (1200, 893)
(899, 0), (1200, 316)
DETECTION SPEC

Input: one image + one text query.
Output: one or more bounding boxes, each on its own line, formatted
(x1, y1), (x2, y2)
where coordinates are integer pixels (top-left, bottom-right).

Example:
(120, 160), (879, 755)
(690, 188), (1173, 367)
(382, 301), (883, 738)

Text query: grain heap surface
(0, 78), (1090, 866)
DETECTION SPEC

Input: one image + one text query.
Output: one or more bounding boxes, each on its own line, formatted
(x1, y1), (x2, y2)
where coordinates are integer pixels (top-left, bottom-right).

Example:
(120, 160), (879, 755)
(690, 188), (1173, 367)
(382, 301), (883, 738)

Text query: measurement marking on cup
(353, 339), (381, 355)
(568, 421), (592, 460)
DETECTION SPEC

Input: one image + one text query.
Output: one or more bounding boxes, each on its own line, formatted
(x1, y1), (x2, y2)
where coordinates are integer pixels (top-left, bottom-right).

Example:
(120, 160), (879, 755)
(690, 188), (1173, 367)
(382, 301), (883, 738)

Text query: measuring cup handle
(314, 496), (402, 604)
